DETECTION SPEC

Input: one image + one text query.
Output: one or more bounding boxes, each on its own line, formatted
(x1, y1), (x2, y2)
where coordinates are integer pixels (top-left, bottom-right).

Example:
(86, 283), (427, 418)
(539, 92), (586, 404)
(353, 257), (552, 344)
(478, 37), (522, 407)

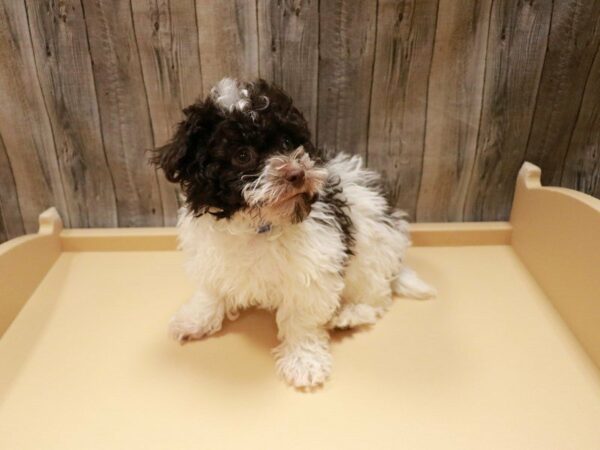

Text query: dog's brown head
(151, 78), (327, 223)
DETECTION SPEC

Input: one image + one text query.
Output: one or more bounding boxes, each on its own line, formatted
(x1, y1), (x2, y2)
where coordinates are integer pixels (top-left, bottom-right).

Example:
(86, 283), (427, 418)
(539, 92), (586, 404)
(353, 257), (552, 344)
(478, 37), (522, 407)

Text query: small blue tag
(256, 223), (272, 234)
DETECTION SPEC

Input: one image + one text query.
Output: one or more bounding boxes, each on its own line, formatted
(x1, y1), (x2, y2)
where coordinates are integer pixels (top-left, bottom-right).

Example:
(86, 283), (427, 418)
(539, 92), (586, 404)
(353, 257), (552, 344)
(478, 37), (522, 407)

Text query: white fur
(392, 266), (438, 299)
(210, 78), (251, 112)
(172, 153), (435, 388)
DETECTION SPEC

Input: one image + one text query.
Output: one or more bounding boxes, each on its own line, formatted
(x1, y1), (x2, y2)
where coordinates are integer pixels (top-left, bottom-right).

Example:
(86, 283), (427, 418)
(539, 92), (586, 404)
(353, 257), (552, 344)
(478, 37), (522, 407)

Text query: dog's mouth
(276, 190), (318, 205)
(251, 182), (321, 225)
(274, 192), (315, 223)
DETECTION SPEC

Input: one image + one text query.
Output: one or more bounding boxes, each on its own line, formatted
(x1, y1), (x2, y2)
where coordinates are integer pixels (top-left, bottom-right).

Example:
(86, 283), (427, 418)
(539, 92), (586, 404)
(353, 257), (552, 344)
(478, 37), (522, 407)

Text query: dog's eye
(233, 147), (255, 166)
(282, 137), (292, 149)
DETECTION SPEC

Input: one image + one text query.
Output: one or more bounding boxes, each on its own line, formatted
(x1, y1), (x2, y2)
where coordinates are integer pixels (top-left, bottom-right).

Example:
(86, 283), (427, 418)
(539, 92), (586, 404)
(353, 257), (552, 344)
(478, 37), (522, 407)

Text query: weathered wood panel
(0, 133), (24, 242)
(463, 0), (552, 221)
(196, 0), (259, 96)
(257, 0), (319, 136)
(525, 1), (600, 187)
(81, 0), (163, 227)
(131, 0), (203, 225)
(317, 0), (377, 157)
(561, 44), (600, 198)
(0, 0), (69, 232)
(416, 0), (493, 222)
(25, 0), (118, 228)
(0, 0), (599, 244)
(367, 0), (439, 218)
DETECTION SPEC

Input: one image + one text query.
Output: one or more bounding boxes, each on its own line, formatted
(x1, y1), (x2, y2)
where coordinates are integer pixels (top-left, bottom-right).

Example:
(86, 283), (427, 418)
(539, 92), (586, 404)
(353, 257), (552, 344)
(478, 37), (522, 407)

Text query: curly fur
(151, 78), (436, 388)
(151, 79), (320, 219)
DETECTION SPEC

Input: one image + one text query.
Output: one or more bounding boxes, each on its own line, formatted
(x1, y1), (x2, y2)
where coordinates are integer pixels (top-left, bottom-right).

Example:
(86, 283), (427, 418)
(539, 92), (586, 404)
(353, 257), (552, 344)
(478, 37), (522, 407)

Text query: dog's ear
(150, 100), (222, 183)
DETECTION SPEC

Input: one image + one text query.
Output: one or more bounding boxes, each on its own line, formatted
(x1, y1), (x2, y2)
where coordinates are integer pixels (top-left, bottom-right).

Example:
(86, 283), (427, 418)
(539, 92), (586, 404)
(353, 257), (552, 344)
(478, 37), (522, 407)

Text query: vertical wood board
(82, 0), (163, 226)
(367, 0), (439, 218)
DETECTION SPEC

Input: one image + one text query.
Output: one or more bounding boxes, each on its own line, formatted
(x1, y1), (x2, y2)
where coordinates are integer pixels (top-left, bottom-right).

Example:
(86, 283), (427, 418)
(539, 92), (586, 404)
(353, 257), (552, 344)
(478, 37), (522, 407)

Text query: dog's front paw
(168, 301), (224, 344)
(274, 343), (332, 388)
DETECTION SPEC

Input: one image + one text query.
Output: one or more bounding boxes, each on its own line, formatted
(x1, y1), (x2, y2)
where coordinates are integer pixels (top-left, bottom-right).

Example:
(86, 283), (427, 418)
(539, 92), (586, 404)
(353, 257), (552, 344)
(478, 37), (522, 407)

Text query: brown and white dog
(151, 78), (436, 388)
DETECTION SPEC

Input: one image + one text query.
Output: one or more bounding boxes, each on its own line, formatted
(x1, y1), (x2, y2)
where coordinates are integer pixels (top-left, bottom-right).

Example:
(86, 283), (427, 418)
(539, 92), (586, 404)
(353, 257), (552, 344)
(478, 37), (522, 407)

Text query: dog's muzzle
(243, 146), (327, 224)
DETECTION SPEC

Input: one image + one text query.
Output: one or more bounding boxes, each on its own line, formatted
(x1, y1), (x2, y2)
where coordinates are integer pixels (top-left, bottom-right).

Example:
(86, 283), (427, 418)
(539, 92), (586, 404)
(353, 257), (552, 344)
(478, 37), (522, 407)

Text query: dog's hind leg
(328, 264), (394, 329)
(327, 303), (387, 329)
(392, 266), (437, 299)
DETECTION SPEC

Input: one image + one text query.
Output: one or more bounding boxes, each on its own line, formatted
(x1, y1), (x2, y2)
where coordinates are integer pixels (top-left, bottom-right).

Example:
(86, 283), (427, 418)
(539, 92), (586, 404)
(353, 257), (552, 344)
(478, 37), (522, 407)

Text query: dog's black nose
(286, 168), (305, 186)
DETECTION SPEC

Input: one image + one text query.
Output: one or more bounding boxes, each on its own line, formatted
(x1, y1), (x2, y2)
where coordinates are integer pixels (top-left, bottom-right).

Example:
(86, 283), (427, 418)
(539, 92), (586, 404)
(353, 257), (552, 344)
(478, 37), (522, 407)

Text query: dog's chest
(221, 232), (293, 272)
(182, 219), (336, 302)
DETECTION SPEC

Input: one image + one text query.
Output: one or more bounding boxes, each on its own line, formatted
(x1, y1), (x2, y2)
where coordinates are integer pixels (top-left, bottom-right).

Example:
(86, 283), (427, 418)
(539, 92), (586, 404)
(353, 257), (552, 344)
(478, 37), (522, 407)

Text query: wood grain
(0, 0), (69, 232)
(367, 0), (439, 218)
(317, 0), (377, 157)
(0, 132), (24, 242)
(25, 0), (118, 228)
(81, 0), (163, 227)
(257, 0), (319, 136)
(463, 0), (552, 221)
(561, 43), (600, 198)
(131, 0), (203, 225)
(416, 0), (493, 222)
(196, 0), (259, 96)
(525, 1), (600, 187)
(1, 1), (600, 243)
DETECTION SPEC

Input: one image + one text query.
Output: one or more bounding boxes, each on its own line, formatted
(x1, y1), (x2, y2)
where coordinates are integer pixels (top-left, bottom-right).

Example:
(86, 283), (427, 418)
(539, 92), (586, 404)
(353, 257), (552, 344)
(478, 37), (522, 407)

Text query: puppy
(151, 78), (436, 388)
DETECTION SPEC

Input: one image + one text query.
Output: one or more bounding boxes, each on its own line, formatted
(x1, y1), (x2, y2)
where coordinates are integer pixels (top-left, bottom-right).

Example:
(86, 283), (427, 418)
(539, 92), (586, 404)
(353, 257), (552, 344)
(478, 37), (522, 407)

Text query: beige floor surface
(1, 246), (599, 449)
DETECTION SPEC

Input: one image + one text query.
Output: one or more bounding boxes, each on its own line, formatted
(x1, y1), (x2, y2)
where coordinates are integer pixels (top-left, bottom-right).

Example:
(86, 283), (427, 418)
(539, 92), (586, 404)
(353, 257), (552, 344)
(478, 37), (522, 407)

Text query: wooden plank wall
(0, 0), (599, 242)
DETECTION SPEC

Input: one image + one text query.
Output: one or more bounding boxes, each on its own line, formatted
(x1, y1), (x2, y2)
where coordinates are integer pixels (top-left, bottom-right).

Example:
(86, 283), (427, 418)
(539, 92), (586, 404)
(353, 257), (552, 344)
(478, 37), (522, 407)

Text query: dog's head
(151, 78), (327, 224)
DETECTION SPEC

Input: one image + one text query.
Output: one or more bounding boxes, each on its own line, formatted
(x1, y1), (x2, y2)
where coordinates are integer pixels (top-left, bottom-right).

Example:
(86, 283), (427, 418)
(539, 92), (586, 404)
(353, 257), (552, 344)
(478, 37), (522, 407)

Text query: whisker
(241, 173), (260, 181)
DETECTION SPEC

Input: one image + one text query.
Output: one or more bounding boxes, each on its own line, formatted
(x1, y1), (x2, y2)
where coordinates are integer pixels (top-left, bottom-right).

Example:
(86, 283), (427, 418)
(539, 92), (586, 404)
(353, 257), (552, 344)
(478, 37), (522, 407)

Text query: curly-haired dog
(151, 78), (436, 388)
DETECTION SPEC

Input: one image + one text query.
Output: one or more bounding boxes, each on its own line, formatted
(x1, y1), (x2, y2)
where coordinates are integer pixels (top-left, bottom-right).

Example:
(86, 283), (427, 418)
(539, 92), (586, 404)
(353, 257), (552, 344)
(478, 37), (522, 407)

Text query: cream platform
(1, 163), (599, 449)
